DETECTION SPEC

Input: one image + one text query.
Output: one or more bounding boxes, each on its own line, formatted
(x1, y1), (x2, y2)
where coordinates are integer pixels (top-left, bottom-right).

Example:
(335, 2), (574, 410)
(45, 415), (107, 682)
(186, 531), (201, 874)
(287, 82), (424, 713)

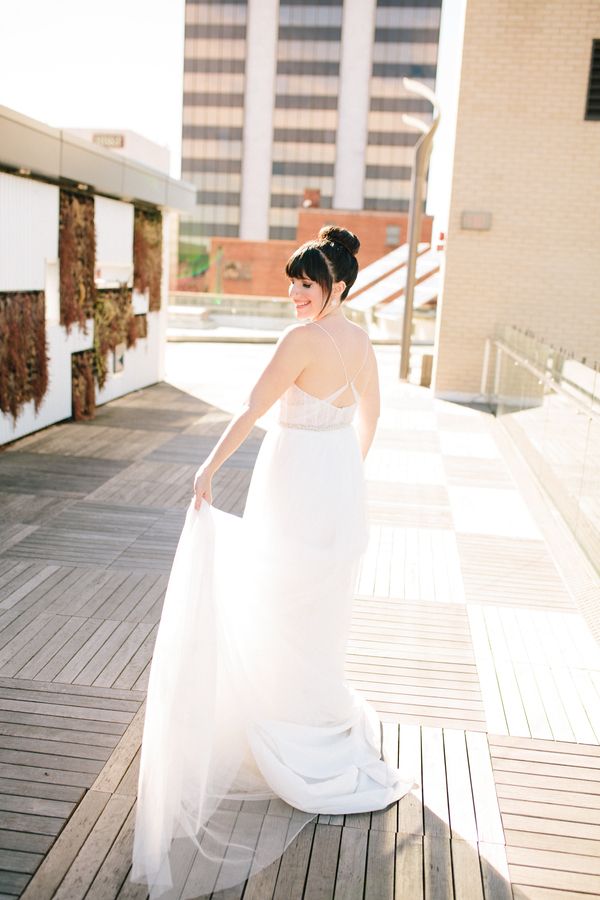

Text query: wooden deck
(1, 344), (599, 899)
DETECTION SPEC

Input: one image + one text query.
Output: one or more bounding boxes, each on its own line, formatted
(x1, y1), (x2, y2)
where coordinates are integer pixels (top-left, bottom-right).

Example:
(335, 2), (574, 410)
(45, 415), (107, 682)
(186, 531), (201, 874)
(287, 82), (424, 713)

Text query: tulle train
(131, 424), (417, 898)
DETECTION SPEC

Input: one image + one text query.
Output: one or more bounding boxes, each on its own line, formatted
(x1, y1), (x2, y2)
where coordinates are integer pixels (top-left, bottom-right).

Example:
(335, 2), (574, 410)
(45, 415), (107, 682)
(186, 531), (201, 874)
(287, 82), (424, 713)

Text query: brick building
(201, 207), (433, 298)
(428, 0), (600, 402)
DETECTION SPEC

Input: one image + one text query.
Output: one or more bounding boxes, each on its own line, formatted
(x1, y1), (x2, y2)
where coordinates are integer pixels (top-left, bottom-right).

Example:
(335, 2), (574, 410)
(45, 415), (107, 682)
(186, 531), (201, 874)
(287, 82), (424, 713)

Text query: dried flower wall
(0, 291), (49, 421)
(59, 190), (96, 332)
(128, 313), (148, 346)
(56, 192), (157, 422)
(71, 350), (96, 420)
(134, 207), (163, 311)
(93, 286), (134, 390)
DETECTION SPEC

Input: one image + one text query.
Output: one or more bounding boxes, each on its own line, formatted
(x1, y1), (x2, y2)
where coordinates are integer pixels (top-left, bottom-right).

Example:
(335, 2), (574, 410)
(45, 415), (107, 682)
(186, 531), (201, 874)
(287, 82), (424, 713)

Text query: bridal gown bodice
(278, 321), (364, 431)
(131, 323), (417, 899)
(278, 381), (358, 430)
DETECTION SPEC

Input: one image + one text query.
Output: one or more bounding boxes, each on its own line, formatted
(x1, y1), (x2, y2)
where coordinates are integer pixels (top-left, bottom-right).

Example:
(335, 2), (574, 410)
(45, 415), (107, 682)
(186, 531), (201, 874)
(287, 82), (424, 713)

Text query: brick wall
(209, 237), (297, 297)
(433, 0), (600, 399)
(297, 209), (433, 267)
(203, 210), (433, 297)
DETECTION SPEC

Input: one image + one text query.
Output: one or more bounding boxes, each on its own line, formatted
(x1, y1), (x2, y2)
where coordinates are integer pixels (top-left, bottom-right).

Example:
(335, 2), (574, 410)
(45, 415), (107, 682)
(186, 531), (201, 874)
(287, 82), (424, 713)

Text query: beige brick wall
(433, 0), (600, 400)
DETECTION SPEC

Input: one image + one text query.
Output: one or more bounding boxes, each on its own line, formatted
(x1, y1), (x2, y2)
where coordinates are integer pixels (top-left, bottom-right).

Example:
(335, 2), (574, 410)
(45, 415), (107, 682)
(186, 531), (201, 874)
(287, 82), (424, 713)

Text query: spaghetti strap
(350, 331), (371, 384)
(312, 321), (350, 385)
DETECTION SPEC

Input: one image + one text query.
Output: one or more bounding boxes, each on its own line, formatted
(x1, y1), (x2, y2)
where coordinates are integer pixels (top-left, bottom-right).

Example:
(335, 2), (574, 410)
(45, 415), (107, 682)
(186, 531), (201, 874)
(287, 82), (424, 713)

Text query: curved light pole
(399, 78), (440, 381)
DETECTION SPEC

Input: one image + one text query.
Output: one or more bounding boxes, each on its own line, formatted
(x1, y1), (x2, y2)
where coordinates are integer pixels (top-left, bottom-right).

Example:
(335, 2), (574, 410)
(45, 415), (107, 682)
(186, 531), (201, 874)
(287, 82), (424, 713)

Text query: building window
(585, 39), (600, 120)
(385, 224), (401, 246)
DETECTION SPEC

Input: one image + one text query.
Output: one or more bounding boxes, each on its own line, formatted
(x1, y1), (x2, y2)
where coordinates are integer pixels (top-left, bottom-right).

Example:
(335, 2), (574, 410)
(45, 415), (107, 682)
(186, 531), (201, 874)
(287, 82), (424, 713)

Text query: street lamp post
(399, 77), (441, 381)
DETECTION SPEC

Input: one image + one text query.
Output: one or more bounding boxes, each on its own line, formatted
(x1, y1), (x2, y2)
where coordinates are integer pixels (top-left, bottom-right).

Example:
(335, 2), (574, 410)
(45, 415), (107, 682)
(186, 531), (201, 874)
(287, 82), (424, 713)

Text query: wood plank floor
(1, 343), (599, 899)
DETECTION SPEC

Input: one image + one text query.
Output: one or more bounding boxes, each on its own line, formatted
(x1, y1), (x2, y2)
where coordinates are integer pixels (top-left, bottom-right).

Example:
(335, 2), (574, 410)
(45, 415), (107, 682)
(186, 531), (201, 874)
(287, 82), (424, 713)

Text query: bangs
(285, 244), (331, 288)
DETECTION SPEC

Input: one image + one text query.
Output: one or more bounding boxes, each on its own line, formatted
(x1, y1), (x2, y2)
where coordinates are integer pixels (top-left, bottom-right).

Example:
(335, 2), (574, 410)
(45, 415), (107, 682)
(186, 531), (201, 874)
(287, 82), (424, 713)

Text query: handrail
(493, 338), (600, 422)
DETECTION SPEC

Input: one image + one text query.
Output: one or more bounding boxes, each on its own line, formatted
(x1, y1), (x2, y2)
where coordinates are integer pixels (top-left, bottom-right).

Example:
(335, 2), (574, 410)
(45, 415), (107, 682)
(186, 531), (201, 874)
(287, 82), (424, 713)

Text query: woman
(131, 226), (415, 899)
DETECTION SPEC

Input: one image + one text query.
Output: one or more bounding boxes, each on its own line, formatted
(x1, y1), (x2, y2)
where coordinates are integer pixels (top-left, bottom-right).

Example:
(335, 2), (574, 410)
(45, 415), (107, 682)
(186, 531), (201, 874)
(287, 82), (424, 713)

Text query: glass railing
(168, 291), (296, 336)
(490, 325), (600, 574)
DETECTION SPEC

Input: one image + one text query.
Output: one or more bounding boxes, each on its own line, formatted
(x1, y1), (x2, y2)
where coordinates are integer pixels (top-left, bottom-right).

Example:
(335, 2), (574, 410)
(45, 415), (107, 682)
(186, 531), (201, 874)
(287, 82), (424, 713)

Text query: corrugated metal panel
(95, 196), (134, 285)
(0, 173), (59, 291)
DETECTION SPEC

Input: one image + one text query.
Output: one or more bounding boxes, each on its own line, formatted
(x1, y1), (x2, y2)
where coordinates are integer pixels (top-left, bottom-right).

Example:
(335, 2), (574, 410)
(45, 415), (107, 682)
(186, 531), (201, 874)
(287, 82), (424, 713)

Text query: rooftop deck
(1, 344), (599, 899)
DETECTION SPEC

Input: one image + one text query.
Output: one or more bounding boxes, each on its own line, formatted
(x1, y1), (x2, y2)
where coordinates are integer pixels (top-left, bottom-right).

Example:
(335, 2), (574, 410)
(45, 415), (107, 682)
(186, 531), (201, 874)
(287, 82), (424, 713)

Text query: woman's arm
(356, 351), (380, 460)
(193, 327), (309, 509)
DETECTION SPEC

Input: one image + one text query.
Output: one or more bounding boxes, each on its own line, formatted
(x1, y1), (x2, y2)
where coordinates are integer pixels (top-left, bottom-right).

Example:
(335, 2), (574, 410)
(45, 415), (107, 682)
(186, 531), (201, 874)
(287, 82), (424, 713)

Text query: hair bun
(317, 225), (360, 258)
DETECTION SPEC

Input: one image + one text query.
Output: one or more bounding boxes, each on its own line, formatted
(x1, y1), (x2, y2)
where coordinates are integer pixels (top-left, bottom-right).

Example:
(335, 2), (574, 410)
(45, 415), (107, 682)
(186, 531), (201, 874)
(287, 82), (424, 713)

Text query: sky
(1, 0), (185, 178)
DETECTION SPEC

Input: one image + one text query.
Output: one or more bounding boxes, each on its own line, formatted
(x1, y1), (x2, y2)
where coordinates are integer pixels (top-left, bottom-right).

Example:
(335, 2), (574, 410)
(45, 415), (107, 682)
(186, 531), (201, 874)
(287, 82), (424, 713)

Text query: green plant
(59, 190), (96, 332)
(0, 291), (49, 422)
(134, 207), (163, 311)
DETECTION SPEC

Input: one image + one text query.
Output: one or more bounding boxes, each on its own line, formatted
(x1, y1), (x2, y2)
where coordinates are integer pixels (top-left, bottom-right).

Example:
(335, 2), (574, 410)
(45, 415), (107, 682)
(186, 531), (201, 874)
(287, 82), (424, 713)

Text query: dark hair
(285, 225), (360, 315)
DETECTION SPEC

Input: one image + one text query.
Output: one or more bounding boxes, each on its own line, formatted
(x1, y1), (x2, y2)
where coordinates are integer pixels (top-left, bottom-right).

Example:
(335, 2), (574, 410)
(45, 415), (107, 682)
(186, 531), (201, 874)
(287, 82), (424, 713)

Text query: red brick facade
(179, 209), (433, 298)
(296, 209), (433, 268)
(210, 238), (298, 298)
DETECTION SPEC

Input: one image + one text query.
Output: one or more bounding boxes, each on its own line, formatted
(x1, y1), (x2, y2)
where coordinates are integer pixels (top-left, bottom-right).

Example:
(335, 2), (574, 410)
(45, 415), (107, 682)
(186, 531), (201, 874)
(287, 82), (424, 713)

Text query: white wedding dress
(131, 325), (415, 898)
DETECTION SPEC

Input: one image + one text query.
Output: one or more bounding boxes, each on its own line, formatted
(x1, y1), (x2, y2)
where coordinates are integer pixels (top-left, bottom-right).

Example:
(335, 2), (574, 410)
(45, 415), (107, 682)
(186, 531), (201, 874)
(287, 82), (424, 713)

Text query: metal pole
(480, 336), (491, 399)
(399, 79), (440, 381)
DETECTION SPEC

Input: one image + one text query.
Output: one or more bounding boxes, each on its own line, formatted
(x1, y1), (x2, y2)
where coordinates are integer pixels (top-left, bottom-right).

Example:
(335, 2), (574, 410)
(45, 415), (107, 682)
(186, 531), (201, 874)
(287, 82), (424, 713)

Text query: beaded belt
(278, 420), (351, 431)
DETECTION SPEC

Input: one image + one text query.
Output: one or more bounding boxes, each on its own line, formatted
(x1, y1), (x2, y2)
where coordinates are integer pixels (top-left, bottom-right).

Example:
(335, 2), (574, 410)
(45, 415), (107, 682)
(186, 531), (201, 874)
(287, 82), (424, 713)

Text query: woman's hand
(193, 466), (213, 510)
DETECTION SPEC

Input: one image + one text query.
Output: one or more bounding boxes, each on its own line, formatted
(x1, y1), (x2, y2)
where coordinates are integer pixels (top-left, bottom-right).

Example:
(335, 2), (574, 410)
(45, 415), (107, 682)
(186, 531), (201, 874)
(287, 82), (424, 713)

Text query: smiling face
(288, 275), (325, 320)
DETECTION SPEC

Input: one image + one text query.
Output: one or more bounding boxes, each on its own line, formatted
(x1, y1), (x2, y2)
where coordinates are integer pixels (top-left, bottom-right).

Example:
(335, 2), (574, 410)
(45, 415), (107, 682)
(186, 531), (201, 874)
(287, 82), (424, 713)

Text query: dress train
(131, 375), (417, 898)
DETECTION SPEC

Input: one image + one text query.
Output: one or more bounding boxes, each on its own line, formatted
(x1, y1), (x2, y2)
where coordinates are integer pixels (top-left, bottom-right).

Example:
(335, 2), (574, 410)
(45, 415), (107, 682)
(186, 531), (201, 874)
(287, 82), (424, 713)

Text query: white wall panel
(95, 195), (134, 286)
(0, 173), (59, 291)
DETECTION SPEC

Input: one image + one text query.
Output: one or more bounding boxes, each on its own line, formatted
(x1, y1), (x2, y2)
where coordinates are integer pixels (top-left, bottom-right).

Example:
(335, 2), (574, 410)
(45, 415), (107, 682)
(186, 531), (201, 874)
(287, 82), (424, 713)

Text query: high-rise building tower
(181, 0), (442, 247)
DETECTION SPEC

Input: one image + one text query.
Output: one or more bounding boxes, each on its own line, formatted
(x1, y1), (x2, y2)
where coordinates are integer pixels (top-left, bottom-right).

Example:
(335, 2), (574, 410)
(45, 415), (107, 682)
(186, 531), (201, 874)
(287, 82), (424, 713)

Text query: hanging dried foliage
(93, 285), (134, 389)
(128, 313), (148, 347)
(71, 350), (96, 420)
(134, 207), (163, 311)
(0, 291), (49, 422)
(59, 190), (96, 332)
(71, 292), (149, 421)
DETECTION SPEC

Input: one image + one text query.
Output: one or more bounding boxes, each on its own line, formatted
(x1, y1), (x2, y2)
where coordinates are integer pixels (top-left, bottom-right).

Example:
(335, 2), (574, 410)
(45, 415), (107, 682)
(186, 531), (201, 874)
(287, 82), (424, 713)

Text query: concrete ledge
(0, 105), (196, 211)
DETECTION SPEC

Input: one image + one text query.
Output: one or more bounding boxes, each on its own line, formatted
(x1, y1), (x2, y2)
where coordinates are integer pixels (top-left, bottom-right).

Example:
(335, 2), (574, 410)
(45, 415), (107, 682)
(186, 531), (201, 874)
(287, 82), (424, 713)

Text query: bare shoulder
(288, 321), (330, 349)
(348, 320), (372, 343)
(346, 320), (374, 357)
(274, 323), (313, 361)
(278, 322), (311, 346)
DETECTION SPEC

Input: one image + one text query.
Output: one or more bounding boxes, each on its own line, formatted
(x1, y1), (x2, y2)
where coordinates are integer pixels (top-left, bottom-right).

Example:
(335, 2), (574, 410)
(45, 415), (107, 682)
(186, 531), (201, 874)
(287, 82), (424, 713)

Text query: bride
(130, 226), (415, 898)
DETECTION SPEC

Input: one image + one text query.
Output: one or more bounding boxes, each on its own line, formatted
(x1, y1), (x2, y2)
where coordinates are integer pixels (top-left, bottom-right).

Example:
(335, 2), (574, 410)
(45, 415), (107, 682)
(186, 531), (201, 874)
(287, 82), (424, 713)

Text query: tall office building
(181, 0), (442, 247)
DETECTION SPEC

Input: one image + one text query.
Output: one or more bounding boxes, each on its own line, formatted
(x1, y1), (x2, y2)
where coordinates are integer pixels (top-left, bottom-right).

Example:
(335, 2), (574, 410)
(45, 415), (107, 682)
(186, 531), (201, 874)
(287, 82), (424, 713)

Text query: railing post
(493, 344), (502, 406)
(398, 79), (440, 382)
(480, 337), (491, 400)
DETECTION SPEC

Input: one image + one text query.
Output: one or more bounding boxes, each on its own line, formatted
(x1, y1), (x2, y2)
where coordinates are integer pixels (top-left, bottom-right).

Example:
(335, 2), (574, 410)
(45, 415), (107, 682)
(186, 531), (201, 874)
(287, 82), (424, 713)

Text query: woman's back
(293, 319), (373, 410)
